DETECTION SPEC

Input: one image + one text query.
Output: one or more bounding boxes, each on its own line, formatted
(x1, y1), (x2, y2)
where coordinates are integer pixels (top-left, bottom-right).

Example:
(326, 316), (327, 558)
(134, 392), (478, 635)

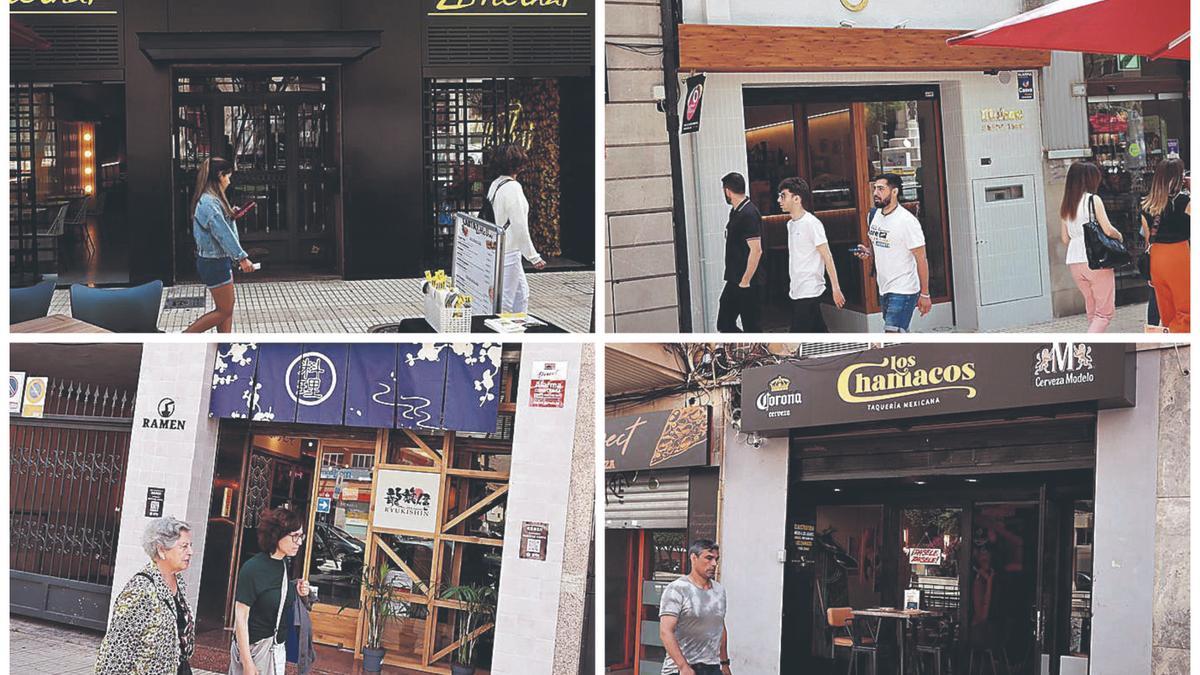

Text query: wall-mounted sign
(10, 0), (118, 14)
(520, 521), (549, 561)
(316, 497), (332, 514)
(681, 74), (706, 135)
(793, 522), (816, 553)
(840, 0), (869, 11)
(529, 360), (568, 408)
(9, 372), (27, 415)
(1017, 71), (1034, 100)
(741, 343), (1134, 435)
(908, 548), (943, 565)
(21, 377), (48, 419)
(373, 469), (442, 535)
(605, 406), (710, 472)
(1167, 138), (1180, 155)
(145, 487), (166, 518)
(1117, 54), (1141, 71)
(981, 107), (1025, 132)
(142, 397), (187, 430)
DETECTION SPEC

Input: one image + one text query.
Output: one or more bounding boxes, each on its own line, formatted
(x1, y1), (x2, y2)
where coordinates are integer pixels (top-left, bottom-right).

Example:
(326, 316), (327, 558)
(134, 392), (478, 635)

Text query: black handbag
(1084, 194), (1131, 270)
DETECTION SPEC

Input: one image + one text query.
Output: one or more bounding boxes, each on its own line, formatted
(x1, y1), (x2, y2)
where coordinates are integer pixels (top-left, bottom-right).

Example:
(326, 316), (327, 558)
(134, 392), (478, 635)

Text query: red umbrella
(948, 0), (1189, 60)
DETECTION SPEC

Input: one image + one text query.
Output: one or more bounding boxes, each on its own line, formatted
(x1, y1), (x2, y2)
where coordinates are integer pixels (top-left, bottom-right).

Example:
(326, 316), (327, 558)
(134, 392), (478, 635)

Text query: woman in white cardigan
(486, 143), (545, 313)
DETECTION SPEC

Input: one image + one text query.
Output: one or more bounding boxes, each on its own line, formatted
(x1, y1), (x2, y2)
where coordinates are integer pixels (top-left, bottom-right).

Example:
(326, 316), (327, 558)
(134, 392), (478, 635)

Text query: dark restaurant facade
(605, 342), (1189, 675)
(10, 0), (595, 286)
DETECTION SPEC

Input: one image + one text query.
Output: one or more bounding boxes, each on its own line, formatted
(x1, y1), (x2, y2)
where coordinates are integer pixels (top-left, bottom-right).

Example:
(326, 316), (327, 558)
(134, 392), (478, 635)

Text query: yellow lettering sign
(435, 0), (570, 10)
(605, 416), (647, 458)
(836, 356), (978, 403)
(10, 0), (97, 5)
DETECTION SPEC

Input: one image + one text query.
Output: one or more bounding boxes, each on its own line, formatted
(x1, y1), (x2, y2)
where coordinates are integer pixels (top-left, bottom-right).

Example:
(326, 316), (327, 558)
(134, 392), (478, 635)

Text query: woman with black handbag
(1140, 158), (1190, 333)
(1060, 161), (1124, 333)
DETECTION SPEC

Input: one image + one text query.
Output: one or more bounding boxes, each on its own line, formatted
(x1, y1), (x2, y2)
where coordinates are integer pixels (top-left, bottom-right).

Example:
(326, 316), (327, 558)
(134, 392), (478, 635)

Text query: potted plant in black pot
(360, 560), (404, 673)
(440, 583), (498, 675)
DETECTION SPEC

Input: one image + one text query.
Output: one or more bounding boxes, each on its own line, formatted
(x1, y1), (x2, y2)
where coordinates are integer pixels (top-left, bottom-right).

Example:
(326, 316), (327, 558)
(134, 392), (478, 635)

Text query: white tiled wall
(109, 343), (219, 622)
(492, 343), (589, 674)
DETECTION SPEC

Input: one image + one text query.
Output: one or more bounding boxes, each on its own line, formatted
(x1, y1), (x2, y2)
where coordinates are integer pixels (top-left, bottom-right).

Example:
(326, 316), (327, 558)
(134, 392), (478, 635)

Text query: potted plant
(360, 561), (404, 673)
(440, 583), (498, 675)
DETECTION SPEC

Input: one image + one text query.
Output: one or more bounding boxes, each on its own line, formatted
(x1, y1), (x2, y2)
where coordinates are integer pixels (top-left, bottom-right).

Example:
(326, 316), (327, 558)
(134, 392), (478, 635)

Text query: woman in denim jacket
(185, 157), (256, 333)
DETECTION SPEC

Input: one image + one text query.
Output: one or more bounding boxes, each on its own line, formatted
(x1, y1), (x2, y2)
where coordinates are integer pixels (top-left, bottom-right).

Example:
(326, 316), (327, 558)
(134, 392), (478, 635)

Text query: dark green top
(235, 552), (296, 644)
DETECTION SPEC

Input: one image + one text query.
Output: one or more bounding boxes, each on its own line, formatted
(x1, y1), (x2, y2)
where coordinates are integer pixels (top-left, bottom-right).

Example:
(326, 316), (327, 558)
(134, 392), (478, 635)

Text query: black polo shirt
(724, 197), (763, 284)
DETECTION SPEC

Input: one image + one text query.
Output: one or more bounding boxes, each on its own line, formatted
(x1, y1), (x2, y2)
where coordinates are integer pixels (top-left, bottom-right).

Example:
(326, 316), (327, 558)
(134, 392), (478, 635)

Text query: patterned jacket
(95, 562), (194, 675)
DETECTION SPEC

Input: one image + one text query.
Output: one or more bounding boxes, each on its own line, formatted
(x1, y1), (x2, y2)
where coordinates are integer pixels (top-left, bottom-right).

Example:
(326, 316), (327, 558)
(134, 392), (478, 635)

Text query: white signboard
(373, 469), (442, 535)
(908, 547), (943, 566)
(9, 372), (27, 415)
(451, 212), (506, 314)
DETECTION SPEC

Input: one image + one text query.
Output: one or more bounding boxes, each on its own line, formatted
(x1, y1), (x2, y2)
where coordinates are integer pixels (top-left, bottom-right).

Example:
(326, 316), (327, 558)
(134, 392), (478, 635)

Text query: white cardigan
(488, 176), (543, 264)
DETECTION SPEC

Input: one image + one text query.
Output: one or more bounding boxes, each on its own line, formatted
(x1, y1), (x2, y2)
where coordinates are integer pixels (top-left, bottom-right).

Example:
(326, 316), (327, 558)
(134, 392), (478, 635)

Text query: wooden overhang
(679, 24), (1051, 73)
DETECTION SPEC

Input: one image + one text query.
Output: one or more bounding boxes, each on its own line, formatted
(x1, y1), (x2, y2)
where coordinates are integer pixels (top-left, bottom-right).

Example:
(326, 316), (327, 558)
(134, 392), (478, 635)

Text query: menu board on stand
(451, 212), (507, 315)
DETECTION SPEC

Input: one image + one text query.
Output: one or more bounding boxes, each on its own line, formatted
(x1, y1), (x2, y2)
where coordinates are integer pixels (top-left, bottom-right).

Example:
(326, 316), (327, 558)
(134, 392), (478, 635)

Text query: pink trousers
(1069, 263), (1116, 333)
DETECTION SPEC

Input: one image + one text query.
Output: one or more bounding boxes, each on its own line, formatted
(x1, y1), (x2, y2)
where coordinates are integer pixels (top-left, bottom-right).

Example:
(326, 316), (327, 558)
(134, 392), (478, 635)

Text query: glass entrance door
(173, 72), (339, 279)
(303, 439), (377, 649)
(744, 86), (952, 327)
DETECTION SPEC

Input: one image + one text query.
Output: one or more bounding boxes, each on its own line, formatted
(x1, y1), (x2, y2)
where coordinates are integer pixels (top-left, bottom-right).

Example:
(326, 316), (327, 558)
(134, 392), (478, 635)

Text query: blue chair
(10, 280), (56, 324)
(69, 280), (164, 333)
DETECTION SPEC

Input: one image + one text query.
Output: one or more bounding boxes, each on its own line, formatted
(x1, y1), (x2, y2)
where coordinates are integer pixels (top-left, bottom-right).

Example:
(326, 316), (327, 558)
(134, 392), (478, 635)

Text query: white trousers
(501, 255), (529, 314)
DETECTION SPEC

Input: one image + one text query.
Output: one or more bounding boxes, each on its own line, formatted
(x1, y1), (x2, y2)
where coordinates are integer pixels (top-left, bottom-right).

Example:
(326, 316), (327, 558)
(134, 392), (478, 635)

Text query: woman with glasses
(230, 507), (311, 675)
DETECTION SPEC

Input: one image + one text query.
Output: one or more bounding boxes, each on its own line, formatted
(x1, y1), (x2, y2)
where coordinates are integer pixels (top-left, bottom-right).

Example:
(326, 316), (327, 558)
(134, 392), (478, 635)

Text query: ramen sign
(740, 343), (1133, 434)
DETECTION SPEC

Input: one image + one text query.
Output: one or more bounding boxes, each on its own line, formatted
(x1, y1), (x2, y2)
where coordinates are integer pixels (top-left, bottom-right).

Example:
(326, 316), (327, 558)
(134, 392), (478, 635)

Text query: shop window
(745, 104), (799, 216)
(901, 507), (962, 611)
(424, 78), (564, 270)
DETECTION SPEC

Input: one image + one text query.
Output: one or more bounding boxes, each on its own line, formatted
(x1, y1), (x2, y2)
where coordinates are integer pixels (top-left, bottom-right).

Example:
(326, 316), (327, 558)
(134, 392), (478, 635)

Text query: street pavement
(47, 271), (595, 334)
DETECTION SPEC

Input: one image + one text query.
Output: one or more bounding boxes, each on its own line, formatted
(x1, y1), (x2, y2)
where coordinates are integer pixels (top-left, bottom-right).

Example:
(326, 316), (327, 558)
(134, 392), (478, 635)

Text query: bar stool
(828, 607), (855, 667)
(914, 616), (951, 675)
(848, 616), (892, 675)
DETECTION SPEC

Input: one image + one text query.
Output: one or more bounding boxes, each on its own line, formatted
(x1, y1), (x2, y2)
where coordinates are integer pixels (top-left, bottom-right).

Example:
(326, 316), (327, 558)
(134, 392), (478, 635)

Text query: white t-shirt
(1064, 193), (1094, 265)
(787, 211), (829, 300)
(868, 205), (926, 295)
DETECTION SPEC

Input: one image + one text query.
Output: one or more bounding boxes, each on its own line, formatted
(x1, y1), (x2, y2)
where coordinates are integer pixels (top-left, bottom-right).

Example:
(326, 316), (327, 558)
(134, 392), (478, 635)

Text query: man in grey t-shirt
(659, 539), (731, 675)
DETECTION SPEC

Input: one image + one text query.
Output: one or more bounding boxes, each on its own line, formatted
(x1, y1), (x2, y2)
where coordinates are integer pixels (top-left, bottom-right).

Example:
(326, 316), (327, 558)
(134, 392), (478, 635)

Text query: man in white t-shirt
(853, 173), (932, 332)
(776, 176), (845, 332)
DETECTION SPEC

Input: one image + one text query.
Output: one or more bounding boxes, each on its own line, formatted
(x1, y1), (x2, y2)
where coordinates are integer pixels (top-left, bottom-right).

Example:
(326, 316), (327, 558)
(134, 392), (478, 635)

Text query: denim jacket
(193, 192), (248, 261)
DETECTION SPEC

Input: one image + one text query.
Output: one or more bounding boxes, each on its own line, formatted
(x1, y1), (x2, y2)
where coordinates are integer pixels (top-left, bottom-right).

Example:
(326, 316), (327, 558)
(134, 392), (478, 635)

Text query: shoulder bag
(1084, 194), (1131, 270)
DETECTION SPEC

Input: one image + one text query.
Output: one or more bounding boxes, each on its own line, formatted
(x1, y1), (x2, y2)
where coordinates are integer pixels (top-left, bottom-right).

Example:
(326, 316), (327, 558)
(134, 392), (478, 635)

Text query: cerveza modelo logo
(756, 375), (803, 418)
(836, 355), (977, 404)
(1032, 344), (1095, 388)
(143, 397), (186, 430)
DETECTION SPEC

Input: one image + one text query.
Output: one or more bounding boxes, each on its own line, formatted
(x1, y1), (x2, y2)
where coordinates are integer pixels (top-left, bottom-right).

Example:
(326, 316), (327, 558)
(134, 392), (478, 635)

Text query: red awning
(949, 0), (1189, 61)
(11, 18), (52, 51)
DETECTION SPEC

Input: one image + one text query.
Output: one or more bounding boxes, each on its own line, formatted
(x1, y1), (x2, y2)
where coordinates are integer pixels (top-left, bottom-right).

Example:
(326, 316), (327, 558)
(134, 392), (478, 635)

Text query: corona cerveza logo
(836, 354), (977, 404)
(1033, 344), (1095, 388)
(756, 374), (803, 418)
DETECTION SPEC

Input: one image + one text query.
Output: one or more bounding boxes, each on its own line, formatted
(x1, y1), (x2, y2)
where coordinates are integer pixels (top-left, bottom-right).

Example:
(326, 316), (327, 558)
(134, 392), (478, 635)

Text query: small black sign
(681, 74), (706, 135)
(1017, 71), (1035, 100)
(146, 487), (166, 518)
(520, 521), (549, 561)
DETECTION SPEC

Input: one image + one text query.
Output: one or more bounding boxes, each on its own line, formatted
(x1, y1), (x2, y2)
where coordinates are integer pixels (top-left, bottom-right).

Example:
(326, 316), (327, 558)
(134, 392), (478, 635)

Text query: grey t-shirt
(659, 576), (727, 673)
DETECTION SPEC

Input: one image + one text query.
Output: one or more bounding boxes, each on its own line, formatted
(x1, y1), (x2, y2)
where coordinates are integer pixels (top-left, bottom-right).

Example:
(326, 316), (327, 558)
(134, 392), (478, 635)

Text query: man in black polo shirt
(717, 172), (763, 332)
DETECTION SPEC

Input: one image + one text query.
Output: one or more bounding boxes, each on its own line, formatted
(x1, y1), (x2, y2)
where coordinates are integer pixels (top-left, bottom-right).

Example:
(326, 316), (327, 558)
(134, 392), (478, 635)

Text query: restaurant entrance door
(173, 70), (341, 280)
(743, 85), (952, 330)
(782, 473), (1091, 674)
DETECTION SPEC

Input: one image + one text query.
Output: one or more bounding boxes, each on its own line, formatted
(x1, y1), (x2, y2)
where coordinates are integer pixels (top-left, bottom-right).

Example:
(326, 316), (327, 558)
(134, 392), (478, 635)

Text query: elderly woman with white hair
(95, 516), (196, 675)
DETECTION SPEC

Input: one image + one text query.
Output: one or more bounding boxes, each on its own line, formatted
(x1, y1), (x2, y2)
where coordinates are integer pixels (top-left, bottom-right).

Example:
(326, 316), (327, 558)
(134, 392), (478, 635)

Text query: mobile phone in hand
(233, 202), (257, 219)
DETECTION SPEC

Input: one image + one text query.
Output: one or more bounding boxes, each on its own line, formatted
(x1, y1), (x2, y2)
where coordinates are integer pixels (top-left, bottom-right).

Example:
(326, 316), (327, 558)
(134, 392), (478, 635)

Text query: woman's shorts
(196, 256), (233, 289)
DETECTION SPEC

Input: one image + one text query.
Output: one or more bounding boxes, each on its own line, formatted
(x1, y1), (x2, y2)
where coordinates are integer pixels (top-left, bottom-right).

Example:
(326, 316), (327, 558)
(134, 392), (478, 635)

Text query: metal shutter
(605, 470), (690, 530)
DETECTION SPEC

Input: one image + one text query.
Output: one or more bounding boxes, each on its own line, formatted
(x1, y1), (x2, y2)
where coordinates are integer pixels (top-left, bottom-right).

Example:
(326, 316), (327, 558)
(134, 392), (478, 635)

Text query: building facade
(605, 342), (1190, 675)
(11, 340), (594, 674)
(10, 0), (595, 287)
(605, 0), (1187, 332)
